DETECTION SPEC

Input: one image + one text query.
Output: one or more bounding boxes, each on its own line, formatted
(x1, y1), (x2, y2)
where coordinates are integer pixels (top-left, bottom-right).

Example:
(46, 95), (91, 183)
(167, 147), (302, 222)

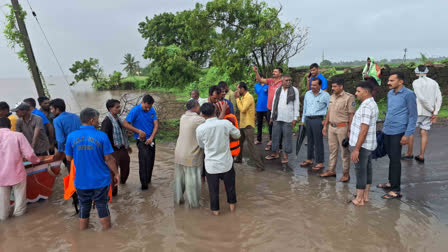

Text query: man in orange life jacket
(234, 82), (265, 171)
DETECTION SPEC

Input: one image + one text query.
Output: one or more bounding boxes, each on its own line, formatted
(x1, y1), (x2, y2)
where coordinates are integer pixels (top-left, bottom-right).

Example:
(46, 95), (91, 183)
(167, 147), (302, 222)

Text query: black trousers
(137, 140), (156, 186)
(267, 110), (273, 140)
(305, 117), (325, 163)
(384, 133), (404, 192)
(256, 111), (270, 142)
(111, 148), (131, 195)
(205, 167), (237, 211)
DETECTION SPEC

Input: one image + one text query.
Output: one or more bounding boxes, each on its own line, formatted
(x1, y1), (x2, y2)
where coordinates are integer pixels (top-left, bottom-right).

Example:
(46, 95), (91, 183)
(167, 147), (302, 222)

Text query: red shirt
(266, 78), (283, 110)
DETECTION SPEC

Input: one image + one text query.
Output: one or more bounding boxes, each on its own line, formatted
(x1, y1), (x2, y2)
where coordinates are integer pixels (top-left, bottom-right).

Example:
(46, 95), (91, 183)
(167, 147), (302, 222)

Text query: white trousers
(0, 179), (27, 221)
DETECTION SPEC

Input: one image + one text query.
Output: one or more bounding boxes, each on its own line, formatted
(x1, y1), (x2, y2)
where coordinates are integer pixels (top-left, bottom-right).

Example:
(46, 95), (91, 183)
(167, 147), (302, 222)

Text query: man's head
(186, 99), (200, 114)
(38, 96), (50, 111)
(282, 75), (292, 88)
(208, 85), (221, 104)
(49, 98), (66, 117)
(0, 117), (11, 129)
(191, 89), (200, 100)
(311, 78), (322, 93)
(367, 57), (371, 64)
(309, 63), (320, 77)
(200, 102), (216, 119)
(13, 103), (31, 118)
(387, 71), (405, 90)
(355, 81), (373, 101)
(0, 101), (10, 118)
(217, 81), (229, 100)
(272, 67), (283, 78)
(141, 95), (154, 112)
(23, 98), (37, 109)
(237, 82), (248, 96)
(415, 65), (429, 77)
(331, 78), (344, 95)
(80, 108), (100, 127)
(106, 99), (121, 116)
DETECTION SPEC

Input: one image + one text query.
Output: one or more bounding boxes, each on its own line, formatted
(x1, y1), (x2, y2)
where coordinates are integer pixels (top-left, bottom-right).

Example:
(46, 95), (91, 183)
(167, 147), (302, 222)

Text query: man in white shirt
(265, 75), (300, 165)
(196, 103), (241, 216)
(349, 82), (379, 206)
(402, 65), (443, 163)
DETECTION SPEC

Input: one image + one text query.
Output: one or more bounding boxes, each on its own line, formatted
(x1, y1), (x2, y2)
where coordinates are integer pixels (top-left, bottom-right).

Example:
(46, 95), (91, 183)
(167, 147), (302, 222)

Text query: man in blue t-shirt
(306, 63), (328, 91)
(65, 108), (119, 231)
(254, 80), (269, 144)
(123, 94), (158, 190)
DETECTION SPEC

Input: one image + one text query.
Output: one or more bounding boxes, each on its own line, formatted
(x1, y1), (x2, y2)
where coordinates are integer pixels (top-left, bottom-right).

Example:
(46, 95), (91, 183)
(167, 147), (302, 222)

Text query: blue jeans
(76, 186), (110, 219)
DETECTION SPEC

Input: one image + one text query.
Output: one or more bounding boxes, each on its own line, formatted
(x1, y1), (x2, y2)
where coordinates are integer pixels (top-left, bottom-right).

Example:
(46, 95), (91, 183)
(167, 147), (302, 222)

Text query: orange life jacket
(64, 160), (113, 202)
(224, 114), (240, 157)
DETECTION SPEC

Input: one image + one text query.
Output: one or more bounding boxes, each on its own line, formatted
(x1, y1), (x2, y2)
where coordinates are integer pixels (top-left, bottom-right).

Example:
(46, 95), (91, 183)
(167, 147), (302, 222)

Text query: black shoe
(141, 184), (148, 190)
(234, 159), (242, 163)
(401, 154), (414, 160)
(415, 156), (425, 163)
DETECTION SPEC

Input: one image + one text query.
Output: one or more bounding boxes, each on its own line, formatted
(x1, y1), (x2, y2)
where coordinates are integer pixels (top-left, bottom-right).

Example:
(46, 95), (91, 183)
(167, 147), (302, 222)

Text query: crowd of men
(0, 61), (443, 228)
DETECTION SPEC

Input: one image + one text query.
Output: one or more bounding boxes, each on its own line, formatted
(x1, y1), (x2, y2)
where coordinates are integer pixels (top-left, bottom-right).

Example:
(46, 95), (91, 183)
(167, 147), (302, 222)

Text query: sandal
(300, 160), (313, 167)
(281, 159), (288, 164)
(312, 165), (324, 171)
(381, 191), (402, 200)
(376, 183), (392, 189)
(264, 146), (271, 151)
(265, 154), (280, 160)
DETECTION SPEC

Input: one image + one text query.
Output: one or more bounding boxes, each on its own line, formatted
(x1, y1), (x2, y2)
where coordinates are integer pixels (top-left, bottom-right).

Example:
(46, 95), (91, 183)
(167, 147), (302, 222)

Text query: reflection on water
(0, 143), (446, 252)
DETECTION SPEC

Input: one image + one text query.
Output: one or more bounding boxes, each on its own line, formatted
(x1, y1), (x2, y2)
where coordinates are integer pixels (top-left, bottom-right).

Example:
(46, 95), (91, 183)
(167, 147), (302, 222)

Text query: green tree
(69, 58), (104, 86)
(121, 53), (140, 76)
(320, 59), (332, 67)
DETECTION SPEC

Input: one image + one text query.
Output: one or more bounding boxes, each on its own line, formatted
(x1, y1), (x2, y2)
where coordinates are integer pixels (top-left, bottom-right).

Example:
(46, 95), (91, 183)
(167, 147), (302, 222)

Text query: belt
(306, 116), (324, 120)
(330, 122), (348, 128)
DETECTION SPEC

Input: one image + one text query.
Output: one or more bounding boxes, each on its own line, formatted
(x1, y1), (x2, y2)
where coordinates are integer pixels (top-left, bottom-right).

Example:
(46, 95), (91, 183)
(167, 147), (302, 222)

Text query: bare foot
(229, 204), (236, 212)
(351, 199), (364, 206)
(212, 211), (220, 216)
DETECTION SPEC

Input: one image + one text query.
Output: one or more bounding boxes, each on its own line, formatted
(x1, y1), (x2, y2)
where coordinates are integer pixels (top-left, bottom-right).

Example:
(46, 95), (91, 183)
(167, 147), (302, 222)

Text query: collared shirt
(266, 78), (283, 110)
(125, 104), (158, 140)
(8, 113), (18, 131)
(272, 86), (300, 123)
(301, 90), (330, 123)
(32, 108), (49, 125)
(236, 92), (256, 128)
(65, 126), (114, 190)
(53, 112), (81, 152)
(0, 128), (40, 186)
(383, 87), (418, 136)
(16, 114), (50, 154)
(196, 118), (241, 174)
(309, 73), (328, 90)
(223, 98), (235, 115)
(412, 76), (443, 116)
(328, 91), (356, 124)
(174, 111), (205, 167)
(225, 90), (237, 110)
(254, 82), (269, 112)
(350, 97), (379, 151)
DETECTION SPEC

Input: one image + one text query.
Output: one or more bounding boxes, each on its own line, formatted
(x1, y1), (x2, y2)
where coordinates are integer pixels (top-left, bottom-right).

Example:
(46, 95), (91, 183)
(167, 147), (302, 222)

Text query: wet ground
(1, 125), (447, 251)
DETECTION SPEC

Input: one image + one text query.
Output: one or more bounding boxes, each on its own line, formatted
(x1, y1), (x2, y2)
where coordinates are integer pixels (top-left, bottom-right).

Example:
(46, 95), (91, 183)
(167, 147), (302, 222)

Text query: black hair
(311, 78), (322, 86)
(37, 96), (49, 105)
(208, 85), (221, 96)
(186, 99), (199, 110)
(200, 103), (215, 117)
(0, 117), (11, 129)
(390, 71), (405, 81)
(23, 98), (36, 108)
(217, 81), (228, 89)
(238, 82), (248, 91)
(310, 63), (319, 69)
(80, 108), (100, 124)
(191, 89), (199, 95)
(106, 99), (120, 111)
(356, 81), (373, 94)
(331, 78), (344, 86)
(0, 101), (9, 111)
(142, 94), (154, 105)
(417, 65), (426, 72)
(49, 98), (66, 112)
(274, 67), (283, 73)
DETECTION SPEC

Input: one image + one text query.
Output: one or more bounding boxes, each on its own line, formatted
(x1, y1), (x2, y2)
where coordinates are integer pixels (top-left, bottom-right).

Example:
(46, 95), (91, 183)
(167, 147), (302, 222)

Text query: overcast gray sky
(0, 0), (446, 78)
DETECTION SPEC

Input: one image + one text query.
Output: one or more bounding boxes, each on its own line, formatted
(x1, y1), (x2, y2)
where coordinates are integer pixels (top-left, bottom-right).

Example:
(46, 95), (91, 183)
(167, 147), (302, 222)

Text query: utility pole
(403, 48), (407, 63)
(11, 0), (45, 97)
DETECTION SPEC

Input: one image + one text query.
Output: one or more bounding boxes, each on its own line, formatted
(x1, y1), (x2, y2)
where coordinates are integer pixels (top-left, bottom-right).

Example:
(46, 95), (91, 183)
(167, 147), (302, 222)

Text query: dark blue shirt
(223, 99), (235, 114)
(254, 82), (268, 112)
(383, 87), (418, 137)
(32, 108), (49, 125)
(54, 112), (81, 152)
(309, 73), (328, 90)
(125, 104), (158, 140)
(65, 126), (114, 189)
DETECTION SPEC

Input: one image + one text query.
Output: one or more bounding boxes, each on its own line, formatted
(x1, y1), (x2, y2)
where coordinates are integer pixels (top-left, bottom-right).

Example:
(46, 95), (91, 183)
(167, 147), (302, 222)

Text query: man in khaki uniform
(320, 78), (356, 182)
